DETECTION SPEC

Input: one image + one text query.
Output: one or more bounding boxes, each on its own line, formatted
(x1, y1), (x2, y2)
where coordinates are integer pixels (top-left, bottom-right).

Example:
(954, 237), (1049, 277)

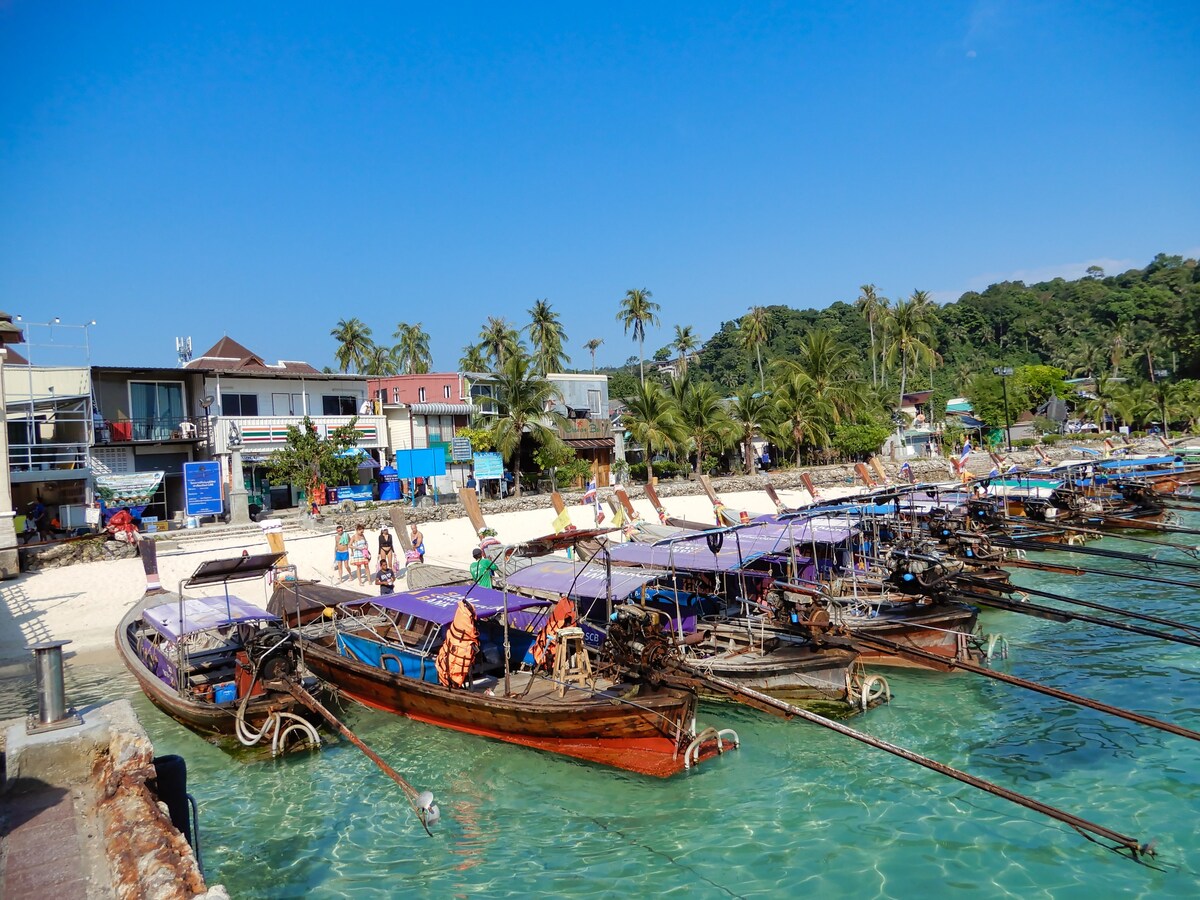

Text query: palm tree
(772, 329), (868, 424)
(772, 372), (835, 465)
(667, 374), (733, 477)
(673, 325), (699, 375)
(622, 380), (681, 484)
(527, 299), (570, 375)
(459, 343), (490, 373)
(479, 317), (522, 371)
(361, 343), (398, 376)
(616, 288), (660, 384)
(909, 289), (938, 390)
(392, 322), (433, 374)
(856, 285), (887, 387)
(729, 386), (774, 473)
(330, 318), (374, 374)
(884, 299), (938, 411)
(739, 307), (770, 390)
(583, 338), (604, 373)
(489, 353), (566, 498)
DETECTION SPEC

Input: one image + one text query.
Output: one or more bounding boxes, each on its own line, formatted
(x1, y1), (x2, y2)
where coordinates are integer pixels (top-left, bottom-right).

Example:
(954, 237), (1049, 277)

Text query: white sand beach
(0, 485), (867, 667)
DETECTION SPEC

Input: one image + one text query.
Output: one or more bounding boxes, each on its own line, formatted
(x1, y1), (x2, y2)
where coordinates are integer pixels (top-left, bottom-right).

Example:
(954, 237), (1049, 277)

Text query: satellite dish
(200, 395), (215, 410)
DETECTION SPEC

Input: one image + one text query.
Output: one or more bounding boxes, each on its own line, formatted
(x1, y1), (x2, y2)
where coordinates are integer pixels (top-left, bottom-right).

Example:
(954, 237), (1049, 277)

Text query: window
(392, 387), (401, 403)
(222, 394), (258, 416)
(376, 388), (388, 404)
(322, 395), (357, 415)
(418, 387), (427, 402)
(443, 384), (452, 399)
(588, 390), (602, 415)
(130, 381), (185, 440)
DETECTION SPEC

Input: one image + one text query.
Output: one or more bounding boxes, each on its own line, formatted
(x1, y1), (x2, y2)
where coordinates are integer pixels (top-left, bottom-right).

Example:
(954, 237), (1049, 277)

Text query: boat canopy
(342, 585), (548, 625)
(185, 552), (287, 587)
(505, 559), (668, 600)
(144, 595), (280, 641)
(601, 540), (758, 572)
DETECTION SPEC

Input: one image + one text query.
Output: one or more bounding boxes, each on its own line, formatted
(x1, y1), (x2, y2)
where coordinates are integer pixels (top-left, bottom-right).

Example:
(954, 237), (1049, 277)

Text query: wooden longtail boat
(294, 585), (735, 777)
(116, 553), (323, 749)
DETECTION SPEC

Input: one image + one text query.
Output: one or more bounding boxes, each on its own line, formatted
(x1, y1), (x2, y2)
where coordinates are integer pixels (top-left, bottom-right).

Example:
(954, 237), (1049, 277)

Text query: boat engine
(600, 605), (674, 681)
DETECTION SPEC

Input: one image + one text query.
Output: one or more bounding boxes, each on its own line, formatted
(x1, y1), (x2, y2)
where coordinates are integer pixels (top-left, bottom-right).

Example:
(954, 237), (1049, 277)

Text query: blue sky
(2, 2), (1196, 370)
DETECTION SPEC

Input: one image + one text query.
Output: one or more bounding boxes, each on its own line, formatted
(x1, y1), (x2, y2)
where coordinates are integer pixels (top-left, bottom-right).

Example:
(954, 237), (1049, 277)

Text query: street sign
(451, 436), (473, 462)
(184, 461), (224, 516)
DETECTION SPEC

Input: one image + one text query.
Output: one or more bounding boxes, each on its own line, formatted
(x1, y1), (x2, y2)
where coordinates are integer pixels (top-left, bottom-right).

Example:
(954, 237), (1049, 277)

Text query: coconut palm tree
(361, 343), (398, 376)
(330, 318), (374, 374)
(616, 288), (660, 385)
(739, 307), (770, 390)
(527, 299), (570, 376)
(908, 289), (938, 390)
(479, 317), (523, 371)
(392, 322), (433, 375)
(622, 380), (681, 484)
(667, 374), (733, 477)
(583, 338), (604, 373)
(459, 343), (490, 373)
(772, 372), (835, 465)
(884, 299), (938, 411)
(772, 329), (868, 425)
(489, 353), (566, 498)
(729, 386), (774, 473)
(673, 325), (699, 375)
(856, 285), (887, 387)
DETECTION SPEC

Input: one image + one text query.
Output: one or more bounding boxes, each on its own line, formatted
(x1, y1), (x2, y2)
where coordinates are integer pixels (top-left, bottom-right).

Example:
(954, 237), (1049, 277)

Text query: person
(374, 559), (396, 595)
(466, 472), (477, 490)
(333, 525), (351, 581)
(410, 524), (425, 563)
(470, 547), (497, 588)
(350, 524), (371, 585)
(377, 525), (396, 569)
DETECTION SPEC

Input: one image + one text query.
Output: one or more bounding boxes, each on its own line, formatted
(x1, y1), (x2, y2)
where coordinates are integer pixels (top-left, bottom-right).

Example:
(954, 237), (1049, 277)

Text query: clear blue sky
(2, 2), (1196, 370)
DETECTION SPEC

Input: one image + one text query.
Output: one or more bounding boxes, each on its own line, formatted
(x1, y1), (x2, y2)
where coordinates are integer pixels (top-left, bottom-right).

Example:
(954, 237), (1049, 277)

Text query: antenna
(176, 336), (192, 366)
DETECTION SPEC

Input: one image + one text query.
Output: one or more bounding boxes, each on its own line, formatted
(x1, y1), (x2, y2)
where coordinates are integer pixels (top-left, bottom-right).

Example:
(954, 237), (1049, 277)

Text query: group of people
(333, 522), (425, 594)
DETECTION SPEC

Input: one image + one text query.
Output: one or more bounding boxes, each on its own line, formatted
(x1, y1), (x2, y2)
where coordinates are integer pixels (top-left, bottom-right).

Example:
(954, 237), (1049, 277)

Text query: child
(374, 560), (396, 595)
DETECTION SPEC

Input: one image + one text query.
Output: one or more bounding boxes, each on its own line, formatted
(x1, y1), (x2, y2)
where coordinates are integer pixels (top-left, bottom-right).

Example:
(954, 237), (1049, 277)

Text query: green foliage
(627, 459), (689, 482)
(555, 457), (592, 488)
(532, 440), (576, 472)
(831, 423), (891, 460)
(966, 374), (1031, 429)
(265, 416), (362, 496)
(1015, 365), (1069, 407)
(454, 425), (495, 453)
(608, 368), (640, 401)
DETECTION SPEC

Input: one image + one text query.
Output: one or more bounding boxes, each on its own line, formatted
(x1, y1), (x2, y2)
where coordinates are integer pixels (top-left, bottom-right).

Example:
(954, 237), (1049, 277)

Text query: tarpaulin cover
(341, 585), (548, 625)
(601, 540), (756, 572)
(95, 471), (165, 508)
(505, 559), (668, 600)
(144, 595), (280, 641)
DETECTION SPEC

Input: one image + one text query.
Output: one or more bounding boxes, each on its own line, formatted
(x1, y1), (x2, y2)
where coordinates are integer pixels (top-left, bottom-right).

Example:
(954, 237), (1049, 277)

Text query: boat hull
(845, 604), (980, 669)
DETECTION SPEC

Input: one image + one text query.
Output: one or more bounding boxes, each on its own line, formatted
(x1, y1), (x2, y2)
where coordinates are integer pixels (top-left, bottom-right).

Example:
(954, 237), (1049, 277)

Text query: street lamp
(992, 366), (1014, 452)
(1154, 369), (1170, 439)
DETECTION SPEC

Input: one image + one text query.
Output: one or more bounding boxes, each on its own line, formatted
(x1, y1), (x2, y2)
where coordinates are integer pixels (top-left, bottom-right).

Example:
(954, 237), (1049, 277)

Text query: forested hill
(691, 253), (1200, 392)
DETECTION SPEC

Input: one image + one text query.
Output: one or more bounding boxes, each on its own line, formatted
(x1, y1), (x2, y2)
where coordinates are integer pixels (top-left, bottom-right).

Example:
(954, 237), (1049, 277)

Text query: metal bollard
(27, 639), (81, 734)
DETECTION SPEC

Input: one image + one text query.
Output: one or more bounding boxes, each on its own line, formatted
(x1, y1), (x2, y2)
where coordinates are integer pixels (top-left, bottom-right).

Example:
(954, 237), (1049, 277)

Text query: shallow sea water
(4, 526), (1199, 898)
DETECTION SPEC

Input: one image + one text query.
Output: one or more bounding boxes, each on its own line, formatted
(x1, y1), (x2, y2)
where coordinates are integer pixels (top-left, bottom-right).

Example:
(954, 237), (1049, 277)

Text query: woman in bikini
(350, 524), (371, 585)
(333, 525), (351, 581)
(377, 526), (396, 569)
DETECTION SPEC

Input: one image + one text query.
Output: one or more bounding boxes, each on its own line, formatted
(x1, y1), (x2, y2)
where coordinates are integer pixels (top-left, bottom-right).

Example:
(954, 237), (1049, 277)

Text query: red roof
(186, 336), (321, 374)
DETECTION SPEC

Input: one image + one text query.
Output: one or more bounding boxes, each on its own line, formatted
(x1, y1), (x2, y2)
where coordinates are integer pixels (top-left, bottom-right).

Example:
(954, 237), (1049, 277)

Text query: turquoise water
(4, 528), (1199, 898)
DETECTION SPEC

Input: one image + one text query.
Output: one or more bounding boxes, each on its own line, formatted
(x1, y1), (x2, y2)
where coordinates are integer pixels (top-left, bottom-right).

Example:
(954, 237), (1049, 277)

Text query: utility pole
(993, 366), (1014, 452)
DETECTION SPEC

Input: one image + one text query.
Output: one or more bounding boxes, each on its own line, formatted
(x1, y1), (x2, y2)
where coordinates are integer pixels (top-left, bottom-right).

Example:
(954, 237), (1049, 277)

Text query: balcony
(9, 441), (91, 481)
(212, 415), (388, 455)
(96, 416), (208, 444)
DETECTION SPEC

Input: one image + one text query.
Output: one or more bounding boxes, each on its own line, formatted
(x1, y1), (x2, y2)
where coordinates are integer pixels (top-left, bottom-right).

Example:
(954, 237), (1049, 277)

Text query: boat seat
(188, 665), (236, 687)
(552, 627), (593, 697)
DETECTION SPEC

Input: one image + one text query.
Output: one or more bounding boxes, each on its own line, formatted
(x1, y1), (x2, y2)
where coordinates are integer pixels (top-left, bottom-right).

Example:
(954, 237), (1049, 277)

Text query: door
(272, 393), (292, 415)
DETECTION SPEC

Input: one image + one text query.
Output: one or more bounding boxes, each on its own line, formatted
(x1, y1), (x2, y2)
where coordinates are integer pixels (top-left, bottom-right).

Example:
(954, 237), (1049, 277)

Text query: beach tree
(331, 318), (374, 374)
(266, 416), (362, 507)
(856, 285), (887, 387)
(729, 385), (774, 473)
(739, 307), (770, 390)
(393, 322), (433, 374)
(772, 372), (835, 464)
(527, 299), (570, 375)
(459, 343), (490, 373)
(583, 337), (604, 373)
(884, 299), (938, 410)
(361, 343), (398, 376)
(479, 317), (523, 370)
(669, 374), (733, 476)
(673, 325), (699, 375)
(489, 352), (566, 498)
(621, 379), (681, 483)
(617, 288), (660, 385)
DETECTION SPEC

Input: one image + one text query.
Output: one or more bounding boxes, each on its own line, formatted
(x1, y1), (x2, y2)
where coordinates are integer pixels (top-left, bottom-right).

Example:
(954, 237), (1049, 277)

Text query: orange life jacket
(530, 596), (577, 670)
(435, 600), (479, 688)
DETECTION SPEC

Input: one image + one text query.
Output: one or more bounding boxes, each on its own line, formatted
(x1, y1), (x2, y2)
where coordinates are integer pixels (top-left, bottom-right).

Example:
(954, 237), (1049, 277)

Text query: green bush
(627, 459), (688, 482)
(1013, 438), (1037, 448)
(555, 457), (592, 488)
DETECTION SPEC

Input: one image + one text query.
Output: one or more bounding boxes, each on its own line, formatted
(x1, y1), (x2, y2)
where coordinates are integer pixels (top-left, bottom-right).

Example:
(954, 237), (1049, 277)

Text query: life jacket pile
(435, 600), (479, 688)
(530, 596), (577, 670)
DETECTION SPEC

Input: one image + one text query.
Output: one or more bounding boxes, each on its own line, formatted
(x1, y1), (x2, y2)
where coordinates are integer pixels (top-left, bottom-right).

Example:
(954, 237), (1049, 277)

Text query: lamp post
(993, 366), (1014, 452)
(1154, 369), (1170, 439)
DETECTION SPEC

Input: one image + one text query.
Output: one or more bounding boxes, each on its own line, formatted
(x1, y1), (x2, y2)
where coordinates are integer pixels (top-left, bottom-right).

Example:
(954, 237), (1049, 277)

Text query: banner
(95, 471), (165, 509)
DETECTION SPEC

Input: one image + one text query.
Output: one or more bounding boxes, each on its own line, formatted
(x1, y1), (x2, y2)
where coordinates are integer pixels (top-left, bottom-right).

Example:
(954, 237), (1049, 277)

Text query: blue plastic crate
(213, 682), (237, 705)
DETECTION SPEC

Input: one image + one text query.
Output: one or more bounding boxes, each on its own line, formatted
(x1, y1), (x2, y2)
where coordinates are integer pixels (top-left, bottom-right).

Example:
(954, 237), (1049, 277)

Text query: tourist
(378, 525), (396, 568)
(410, 523), (425, 562)
(374, 560), (396, 595)
(333, 525), (351, 581)
(470, 547), (497, 588)
(350, 524), (371, 585)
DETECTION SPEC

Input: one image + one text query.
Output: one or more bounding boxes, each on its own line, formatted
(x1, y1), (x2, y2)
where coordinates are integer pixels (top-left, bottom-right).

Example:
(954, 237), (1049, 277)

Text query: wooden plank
(389, 506), (413, 551)
(458, 487), (487, 535)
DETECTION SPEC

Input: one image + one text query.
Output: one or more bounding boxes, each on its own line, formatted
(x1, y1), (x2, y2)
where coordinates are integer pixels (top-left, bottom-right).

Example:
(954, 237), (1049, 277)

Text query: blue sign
(395, 448), (448, 481)
(333, 484), (374, 503)
(473, 452), (503, 480)
(184, 461), (224, 516)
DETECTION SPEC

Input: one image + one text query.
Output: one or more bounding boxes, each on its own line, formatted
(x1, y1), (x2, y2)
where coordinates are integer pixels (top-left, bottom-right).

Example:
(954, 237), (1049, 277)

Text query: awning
(562, 437), (614, 450)
(506, 559), (668, 601)
(409, 403), (476, 415)
(341, 586), (547, 624)
(144, 595), (280, 641)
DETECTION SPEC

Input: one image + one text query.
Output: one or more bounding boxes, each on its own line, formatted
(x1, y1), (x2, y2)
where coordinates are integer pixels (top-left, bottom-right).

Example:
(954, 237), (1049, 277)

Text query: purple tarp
(144, 595), (280, 641)
(601, 540), (757, 572)
(342, 585), (548, 625)
(505, 559), (668, 601)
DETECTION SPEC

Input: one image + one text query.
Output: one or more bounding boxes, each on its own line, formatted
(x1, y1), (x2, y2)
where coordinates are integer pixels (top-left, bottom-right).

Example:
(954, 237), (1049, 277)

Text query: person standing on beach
(378, 525), (396, 569)
(333, 525), (351, 581)
(350, 524), (371, 585)
(374, 559), (396, 595)
(410, 523), (425, 562)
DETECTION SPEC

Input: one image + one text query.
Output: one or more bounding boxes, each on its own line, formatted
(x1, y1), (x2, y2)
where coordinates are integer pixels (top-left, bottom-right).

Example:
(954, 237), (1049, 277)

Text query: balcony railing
(96, 416), (208, 444)
(9, 441), (90, 473)
(213, 415), (388, 454)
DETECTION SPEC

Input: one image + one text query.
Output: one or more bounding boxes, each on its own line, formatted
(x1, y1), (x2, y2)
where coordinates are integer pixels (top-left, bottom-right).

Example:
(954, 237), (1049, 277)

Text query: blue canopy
(341, 585), (547, 625)
(144, 595), (279, 641)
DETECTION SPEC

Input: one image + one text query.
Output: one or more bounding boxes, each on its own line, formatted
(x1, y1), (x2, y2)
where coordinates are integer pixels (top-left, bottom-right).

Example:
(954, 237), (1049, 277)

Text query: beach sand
(0, 485), (866, 667)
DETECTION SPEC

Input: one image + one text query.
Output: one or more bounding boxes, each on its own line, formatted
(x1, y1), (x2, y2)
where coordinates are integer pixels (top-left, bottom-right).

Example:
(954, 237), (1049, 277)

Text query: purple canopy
(505, 559), (668, 601)
(602, 540), (757, 572)
(343, 585), (548, 625)
(144, 595), (280, 641)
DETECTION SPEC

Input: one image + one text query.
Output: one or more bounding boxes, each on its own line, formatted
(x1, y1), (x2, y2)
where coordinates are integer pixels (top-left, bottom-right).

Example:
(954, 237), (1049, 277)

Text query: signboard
(473, 451), (504, 480)
(184, 461), (224, 516)
(451, 437), (473, 462)
(395, 448), (448, 481)
(332, 484), (374, 503)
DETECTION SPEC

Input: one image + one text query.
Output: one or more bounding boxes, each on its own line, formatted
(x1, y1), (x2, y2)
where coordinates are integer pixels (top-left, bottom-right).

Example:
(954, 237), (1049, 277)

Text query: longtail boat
(294, 585), (736, 777)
